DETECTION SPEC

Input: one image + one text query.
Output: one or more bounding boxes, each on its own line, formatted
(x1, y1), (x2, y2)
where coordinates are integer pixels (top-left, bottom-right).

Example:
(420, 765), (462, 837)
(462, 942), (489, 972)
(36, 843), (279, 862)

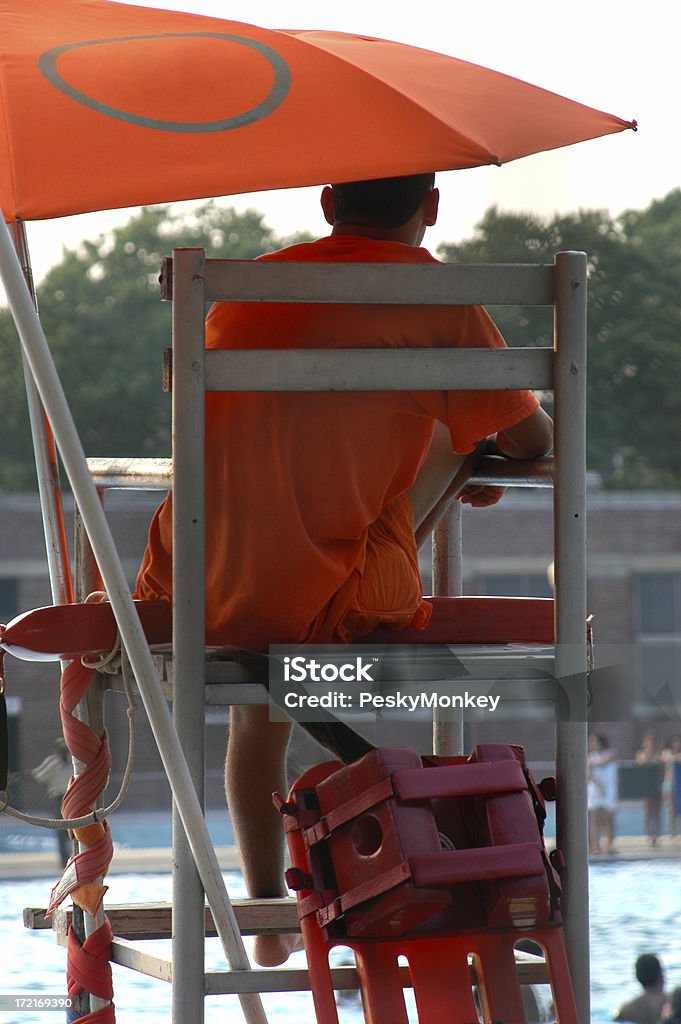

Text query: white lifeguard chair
(14, 245), (590, 1023)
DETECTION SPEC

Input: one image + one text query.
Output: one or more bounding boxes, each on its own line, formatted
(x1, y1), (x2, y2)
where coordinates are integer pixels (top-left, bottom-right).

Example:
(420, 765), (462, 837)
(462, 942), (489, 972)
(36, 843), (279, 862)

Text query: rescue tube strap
(337, 861), (412, 916)
(304, 777), (394, 845)
(297, 889), (339, 921)
(300, 861), (414, 926)
(66, 919), (114, 1000)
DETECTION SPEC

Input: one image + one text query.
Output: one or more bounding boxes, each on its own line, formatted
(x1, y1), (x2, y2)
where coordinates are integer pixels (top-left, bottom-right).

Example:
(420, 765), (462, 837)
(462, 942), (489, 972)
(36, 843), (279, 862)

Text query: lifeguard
(136, 173), (553, 966)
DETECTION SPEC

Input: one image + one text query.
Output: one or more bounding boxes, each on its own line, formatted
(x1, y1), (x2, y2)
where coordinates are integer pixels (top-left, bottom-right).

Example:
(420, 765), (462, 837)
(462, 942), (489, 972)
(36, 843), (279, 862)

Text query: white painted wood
(170, 248), (207, 1024)
(204, 346), (554, 393)
(86, 457), (172, 488)
(110, 939), (173, 983)
(553, 250), (590, 1023)
(200, 260), (555, 306)
(432, 503), (464, 756)
(85, 455), (552, 488)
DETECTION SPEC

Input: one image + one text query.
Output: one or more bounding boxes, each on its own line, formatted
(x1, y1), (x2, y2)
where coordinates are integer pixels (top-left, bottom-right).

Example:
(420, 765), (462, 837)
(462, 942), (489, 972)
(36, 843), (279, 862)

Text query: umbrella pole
(8, 220), (74, 606)
(0, 216), (268, 1024)
(9, 221), (104, 1019)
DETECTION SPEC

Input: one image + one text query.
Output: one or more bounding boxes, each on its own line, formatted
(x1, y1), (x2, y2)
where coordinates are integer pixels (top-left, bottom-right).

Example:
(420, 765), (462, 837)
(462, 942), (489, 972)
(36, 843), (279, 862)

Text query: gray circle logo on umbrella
(39, 32), (291, 132)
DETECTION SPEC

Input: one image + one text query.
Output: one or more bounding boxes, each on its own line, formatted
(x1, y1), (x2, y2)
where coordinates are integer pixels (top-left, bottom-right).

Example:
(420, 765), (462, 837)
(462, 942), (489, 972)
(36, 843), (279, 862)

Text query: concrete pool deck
(2, 834), (681, 880)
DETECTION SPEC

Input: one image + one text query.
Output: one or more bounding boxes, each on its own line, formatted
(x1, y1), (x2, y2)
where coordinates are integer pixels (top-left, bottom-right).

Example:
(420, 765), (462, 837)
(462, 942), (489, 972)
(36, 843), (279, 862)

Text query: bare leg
(665, 794), (676, 837)
(588, 810), (599, 854)
(594, 808), (614, 854)
(602, 809), (615, 854)
(225, 704), (301, 966)
(408, 422), (480, 548)
(648, 797), (661, 845)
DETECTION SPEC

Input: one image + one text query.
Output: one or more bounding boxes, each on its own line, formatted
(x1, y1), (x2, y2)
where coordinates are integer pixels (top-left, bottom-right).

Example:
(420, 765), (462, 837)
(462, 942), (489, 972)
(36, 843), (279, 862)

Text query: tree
(3, 192), (679, 491)
(0, 203), (312, 491)
(438, 191), (681, 488)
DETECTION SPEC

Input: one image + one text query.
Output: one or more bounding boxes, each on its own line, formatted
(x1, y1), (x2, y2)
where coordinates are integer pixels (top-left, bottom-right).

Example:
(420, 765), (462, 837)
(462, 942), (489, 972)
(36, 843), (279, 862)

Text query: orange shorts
(307, 491), (433, 644)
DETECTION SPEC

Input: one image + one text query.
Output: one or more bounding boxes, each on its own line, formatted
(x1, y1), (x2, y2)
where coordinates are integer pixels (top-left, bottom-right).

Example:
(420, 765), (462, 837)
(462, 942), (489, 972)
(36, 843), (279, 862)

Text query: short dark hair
(635, 954), (663, 988)
(330, 173), (436, 229)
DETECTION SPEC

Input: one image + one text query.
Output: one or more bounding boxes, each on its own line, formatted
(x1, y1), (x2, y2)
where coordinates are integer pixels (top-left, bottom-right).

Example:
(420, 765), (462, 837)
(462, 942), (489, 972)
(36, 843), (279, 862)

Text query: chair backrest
(163, 249), (588, 704)
(164, 249), (591, 1014)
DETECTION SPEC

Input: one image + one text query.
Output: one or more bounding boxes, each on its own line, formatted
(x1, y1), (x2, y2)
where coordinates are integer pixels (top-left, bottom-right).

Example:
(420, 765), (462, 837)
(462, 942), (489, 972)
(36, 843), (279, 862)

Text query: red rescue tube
(0, 600), (172, 661)
(362, 596), (555, 645)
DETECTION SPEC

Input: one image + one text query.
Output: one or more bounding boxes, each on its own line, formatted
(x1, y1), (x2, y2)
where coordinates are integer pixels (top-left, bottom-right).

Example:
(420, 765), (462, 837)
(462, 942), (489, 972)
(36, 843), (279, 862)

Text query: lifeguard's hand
(458, 484), (506, 507)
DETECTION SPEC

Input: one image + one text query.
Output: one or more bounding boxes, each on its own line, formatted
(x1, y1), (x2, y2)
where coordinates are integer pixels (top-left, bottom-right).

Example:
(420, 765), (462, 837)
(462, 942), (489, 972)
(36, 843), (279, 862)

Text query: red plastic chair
(279, 745), (578, 1024)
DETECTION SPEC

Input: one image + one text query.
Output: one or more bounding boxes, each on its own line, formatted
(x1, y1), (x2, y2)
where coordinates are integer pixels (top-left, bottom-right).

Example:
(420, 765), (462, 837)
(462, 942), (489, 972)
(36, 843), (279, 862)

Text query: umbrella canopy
(0, 0), (635, 222)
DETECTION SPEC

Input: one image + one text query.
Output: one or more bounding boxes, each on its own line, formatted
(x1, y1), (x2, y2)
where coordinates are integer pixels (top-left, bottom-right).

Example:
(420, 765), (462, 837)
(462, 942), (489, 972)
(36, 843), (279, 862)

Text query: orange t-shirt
(136, 236), (539, 649)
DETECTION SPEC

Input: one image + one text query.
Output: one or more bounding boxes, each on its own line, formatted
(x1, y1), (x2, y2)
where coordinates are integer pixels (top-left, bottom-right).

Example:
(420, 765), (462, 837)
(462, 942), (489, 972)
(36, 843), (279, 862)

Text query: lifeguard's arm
(458, 407), (553, 508)
(495, 406), (554, 459)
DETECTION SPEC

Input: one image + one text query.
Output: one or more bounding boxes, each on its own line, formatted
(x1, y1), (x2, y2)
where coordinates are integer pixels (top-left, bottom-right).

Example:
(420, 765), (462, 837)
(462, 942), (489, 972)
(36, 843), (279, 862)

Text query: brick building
(2, 485), (680, 809)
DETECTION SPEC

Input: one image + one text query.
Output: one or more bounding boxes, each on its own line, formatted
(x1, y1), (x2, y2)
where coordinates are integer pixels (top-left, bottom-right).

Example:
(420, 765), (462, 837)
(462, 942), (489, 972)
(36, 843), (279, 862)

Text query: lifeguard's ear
(423, 187), (440, 227)
(320, 185), (336, 225)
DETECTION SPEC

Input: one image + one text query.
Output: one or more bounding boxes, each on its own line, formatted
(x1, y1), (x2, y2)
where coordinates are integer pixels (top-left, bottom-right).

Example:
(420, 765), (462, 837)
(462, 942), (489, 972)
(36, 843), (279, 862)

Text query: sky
(10, 0), (681, 288)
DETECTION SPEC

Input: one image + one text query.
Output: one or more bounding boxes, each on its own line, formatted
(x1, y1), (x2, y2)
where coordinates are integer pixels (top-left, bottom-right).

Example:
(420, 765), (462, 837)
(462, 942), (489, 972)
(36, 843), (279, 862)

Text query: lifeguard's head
(321, 172), (438, 243)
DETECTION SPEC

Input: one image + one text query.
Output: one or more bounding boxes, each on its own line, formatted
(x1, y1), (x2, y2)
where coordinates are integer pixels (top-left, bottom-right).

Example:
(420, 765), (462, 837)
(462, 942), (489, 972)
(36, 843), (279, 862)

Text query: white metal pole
(8, 220), (73, 606)
(432, 504), (464, 755)
(171, 248), (208, 1023)
(553, 250), (589, 1022)
(432, 503), (463, 599)
(0, 216), (268, 1024)
(10, 220), (107, 1015)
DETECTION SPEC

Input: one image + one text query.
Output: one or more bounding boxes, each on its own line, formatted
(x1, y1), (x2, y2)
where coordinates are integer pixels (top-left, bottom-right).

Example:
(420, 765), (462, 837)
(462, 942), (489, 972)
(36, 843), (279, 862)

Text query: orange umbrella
(0, 0), (635, 222)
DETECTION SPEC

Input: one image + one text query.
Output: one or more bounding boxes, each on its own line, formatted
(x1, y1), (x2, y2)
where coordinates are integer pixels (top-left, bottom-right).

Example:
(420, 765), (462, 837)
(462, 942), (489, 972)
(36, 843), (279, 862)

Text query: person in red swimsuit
(137, 173), (553, 965)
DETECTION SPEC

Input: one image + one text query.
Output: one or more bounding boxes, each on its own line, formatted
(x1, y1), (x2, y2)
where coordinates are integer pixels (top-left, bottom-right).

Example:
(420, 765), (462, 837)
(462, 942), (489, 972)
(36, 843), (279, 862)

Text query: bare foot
(253, 933), (305, 967)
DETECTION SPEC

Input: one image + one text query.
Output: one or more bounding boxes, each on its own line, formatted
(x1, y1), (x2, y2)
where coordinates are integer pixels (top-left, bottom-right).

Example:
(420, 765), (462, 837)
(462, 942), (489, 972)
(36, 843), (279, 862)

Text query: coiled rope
(0, 628), (139, 1023)
(51, 653), (116, 1023)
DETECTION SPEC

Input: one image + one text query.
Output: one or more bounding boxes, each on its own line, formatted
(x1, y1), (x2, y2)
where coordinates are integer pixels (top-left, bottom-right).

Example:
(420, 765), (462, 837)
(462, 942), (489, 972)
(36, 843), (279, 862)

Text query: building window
(635, 573), (681, 712)
(0, 578), (18, 623)
(636, 573), (681, 635)
(482, 574), (553, 599)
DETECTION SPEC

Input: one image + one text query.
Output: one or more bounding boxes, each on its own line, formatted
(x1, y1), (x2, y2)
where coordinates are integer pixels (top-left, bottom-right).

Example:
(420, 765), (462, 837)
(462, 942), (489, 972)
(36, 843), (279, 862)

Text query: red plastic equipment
(277, 745), (578, 1024)
(362, 596), (555, 645)
(0, 599), (172, 661)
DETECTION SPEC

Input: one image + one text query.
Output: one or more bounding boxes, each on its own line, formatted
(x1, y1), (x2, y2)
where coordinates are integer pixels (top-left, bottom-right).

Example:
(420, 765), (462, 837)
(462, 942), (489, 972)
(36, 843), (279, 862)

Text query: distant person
(661, 985), (681, 1024)
(613, 953), (666, 1024)
(661, 736), (681, 839)
(636, 732), (664, 846)
(31, 738), (72, 867)
(588, 732), (618, 855)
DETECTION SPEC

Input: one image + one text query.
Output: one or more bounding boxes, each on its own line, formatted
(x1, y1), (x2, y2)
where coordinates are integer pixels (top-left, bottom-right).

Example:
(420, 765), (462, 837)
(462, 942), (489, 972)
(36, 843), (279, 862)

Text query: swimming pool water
(2, 860), (681, 1023)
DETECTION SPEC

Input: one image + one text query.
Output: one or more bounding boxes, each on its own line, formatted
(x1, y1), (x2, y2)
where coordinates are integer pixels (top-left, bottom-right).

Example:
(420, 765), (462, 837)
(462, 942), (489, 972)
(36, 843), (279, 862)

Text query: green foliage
(438, 191), (681, 488)
(3, 192), (680, 491)
(1, 203), (311, 490)
(0, 310), (33, 491)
